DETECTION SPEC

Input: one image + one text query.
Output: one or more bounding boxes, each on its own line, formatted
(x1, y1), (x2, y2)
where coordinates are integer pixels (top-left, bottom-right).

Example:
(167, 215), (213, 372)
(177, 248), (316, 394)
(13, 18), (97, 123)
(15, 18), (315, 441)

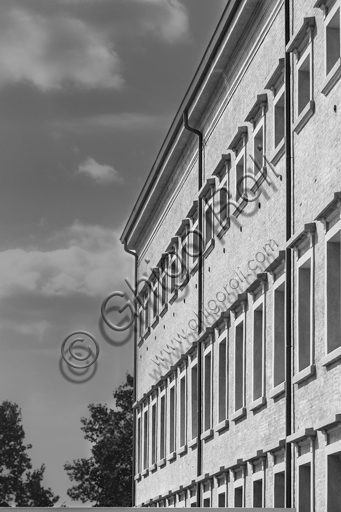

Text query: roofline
(120, 0), (240, 245)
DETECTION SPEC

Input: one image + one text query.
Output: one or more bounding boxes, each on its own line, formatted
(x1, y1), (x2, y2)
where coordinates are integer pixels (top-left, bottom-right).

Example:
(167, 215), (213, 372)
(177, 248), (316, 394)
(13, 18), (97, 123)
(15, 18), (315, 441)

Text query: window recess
(315, 0), (341, 95)
(245, 94), (268, 182)
(158, 383), (166, 464)
(315, 192), (341, 366)
(230, 294), (247, 421)
(177, 362), (187, 452)
(289, 223), (316, 384)
(216, 473), (228, 507)
(246, 274), (267, 410)
(215, 317), (229, 429)
(199, 177), (218, 254)
(202, 336), (213, 436)
(230, 463), (246, 508)
(265, 58), (285, 163)
(287, 17), (316, 134)
(189, 349), (198, 441)
(228, 126), (248, 206)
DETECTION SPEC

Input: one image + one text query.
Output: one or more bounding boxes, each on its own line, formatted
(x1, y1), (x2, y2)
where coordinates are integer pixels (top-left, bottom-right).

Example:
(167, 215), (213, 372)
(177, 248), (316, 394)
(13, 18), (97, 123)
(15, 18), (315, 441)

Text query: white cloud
(78, 157), (122, 184)
(0, 222), (133, 299)
(137, 0), (189, 43)
(0, 6), (123, 90)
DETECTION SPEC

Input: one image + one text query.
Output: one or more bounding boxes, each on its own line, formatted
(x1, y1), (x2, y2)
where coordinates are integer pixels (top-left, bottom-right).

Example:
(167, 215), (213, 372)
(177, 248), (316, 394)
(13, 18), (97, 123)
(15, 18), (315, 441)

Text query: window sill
(159, 304), (168, 318)
(151, 315), (159, 329)
(271, 140), (285, 166)
(250, 396), (266, 412)
(190, 261), (199, 276)
(269, 381), (286, 399)
(149, 463), (157, 473)
(169, 289), (178, 305)
(141, 469), (149, 477)
(188, 437), (198, 448)
(176, 444), (187, 456)
(134, 473), (142, 482)
(214, 419), (229, 433)
(231, 407), (246, 422)
(322, 345), (341, 367)
(217, 219), (230, 239)
(157, 458), (166, 468)
(143, 327), (151, 340)
(293, 364), (316, 384)
(167, 451), (176, 462)
(204, 239), (215, 259)
(322, 58), (341, 96)
(293, 100), (315, 134)
(200, 428), (214, 441)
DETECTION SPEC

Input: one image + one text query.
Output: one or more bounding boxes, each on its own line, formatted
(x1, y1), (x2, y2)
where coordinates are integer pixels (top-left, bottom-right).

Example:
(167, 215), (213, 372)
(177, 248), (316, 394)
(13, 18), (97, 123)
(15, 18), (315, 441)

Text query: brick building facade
(121, 0), (341, 509)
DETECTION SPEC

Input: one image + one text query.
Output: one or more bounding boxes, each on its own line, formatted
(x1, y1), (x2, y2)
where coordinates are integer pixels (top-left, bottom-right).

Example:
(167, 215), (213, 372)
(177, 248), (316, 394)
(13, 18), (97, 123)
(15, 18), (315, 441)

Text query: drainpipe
(183, 110), (204, 506)
(124, 241), (138, 507)
(284, 0), (292, 508)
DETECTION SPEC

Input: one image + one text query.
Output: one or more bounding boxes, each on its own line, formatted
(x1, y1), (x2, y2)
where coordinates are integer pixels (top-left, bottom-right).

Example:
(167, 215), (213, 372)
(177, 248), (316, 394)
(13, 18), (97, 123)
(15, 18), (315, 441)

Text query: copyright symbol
(101, 291), (135, 332)
(61, 331), (100, 369)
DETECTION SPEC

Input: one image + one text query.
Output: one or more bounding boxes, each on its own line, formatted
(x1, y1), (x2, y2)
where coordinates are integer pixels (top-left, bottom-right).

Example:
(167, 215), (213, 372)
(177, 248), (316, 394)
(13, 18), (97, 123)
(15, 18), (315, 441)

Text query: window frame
(320, 0), (341, 95)
(158, 383), (167, 465)
(271, 270), (286, 398)
(178, 362), (187, 451)
(189, 349), (198, 444)
(215, 319), (229, 429)
(232, 307), (246, 421)
(250, 290), (266, 410)
(167, 373), (176, 460)
(202, 337), (213, 436)
(150, 392), (158, 469)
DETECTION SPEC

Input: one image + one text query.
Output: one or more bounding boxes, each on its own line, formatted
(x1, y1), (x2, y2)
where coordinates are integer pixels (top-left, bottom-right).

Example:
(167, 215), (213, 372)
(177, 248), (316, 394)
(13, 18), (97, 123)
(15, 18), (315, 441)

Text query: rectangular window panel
(160, 396), (166, 459)
(143, 410), (148, 470)
(137, 417), (142, 473)
(326, 8), (341, 75)
(274, 92), (285, 148)
(236, 157), (244, 200)
(327, 234), (341, 353)
(253, 480), (263, 508)
(299, 463), (311, 512)
(327, 452), (341, 511)
(191, 365), (198, 438)
(274, 282), (285, 387)
(235, 322), (244, 411)
(274, 472), (285, 508)
(204, 352), (212, 431)
(205, 206), (213, 243)
(234, 487), (243, 507)
(203, 498), (210, 507)
(254, 125), (264, 173)
(298, 259), (311, 371)
(218, 340), (227, 422)
(253, 303), (263, 401)
(151, 404), (157, 465)
(180, 376), (186, 447)
(218, 493), (226, 507)
(169, 387), (175, 453)
(298, 53), (310, 115)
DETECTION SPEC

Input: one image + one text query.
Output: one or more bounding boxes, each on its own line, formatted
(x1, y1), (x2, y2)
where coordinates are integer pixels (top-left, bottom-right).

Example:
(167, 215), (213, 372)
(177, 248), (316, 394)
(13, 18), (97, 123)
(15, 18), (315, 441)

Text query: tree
(0, 400), (59, 507)
(64, 373), (133, 506)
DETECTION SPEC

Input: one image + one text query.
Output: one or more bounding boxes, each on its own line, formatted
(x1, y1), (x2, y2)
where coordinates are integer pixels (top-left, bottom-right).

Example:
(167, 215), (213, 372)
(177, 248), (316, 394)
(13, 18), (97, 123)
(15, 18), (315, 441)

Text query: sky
(0, 0), (227, 505)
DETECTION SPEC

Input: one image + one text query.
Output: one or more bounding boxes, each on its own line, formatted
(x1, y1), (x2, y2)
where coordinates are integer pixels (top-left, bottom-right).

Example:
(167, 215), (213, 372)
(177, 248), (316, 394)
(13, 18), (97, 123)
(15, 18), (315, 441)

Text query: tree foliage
(64, 373), (133, 506)
(0, 400), (59, 507)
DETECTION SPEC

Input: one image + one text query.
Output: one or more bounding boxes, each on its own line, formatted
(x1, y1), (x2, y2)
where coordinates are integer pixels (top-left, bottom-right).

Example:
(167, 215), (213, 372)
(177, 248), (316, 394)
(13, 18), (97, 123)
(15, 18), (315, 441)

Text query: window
(202, 481), (211, 507)
(217, 474), (227, 507)
(234, 313), (245, 415)
(252, 296), (265, 403)
(274, 85), (285, 149)
(327, 451), (341, 511)
(151, 394), (157, 466)
(137, 410), (142, 474)
(190, 353), (198, 439)
(228, 127), (248, 203)
(288, 432), (315, 512)
(218, 325), (228, 423)
(151, 276), (159, 323)
(203, 340), (212, 432)
(298, 463), (311, 512)
(297, 253), (312, 372)
(204, 190), (214, 246)
(160, 256), (168, 310)
(251, 458), (266, 508)
(326, 228), (341, 354)
(232, 466), (245, 508)
(142, 404), (149, 471)
(287, 17), (315, 131)
(168, 376), (176, 454)
(273, 449), (285, 508)
(273, 273), (285, 389)
(325, 3), (341, 76)
(178, 364), (187, 448)
(178, 492), (186, 508)
(159, 386), (166, 461)
(245, 94), (268, 176)
(189, 487), (197, 507)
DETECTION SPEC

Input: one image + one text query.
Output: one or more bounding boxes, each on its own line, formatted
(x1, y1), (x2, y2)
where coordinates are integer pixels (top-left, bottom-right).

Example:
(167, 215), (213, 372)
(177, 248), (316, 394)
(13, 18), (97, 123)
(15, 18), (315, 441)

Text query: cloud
(0, 6), (123, 90)
(136, 0), (189, 43)
(78, 157), (122, 184)
(0, 222), (133, 299)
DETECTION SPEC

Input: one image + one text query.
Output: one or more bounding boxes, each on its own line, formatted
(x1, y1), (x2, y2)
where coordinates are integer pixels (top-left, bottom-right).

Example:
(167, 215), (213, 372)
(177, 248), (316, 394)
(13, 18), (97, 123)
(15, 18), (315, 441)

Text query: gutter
(183, 110), (204, 507)
(284, 0), (292, 507)
(123, 241), (138, 507)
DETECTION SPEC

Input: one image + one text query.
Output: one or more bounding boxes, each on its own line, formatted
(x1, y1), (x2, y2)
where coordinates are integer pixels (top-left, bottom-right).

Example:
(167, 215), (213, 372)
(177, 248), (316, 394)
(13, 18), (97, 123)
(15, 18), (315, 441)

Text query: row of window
(141, 427), (341, 511)
(136, 203), (341, 475)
